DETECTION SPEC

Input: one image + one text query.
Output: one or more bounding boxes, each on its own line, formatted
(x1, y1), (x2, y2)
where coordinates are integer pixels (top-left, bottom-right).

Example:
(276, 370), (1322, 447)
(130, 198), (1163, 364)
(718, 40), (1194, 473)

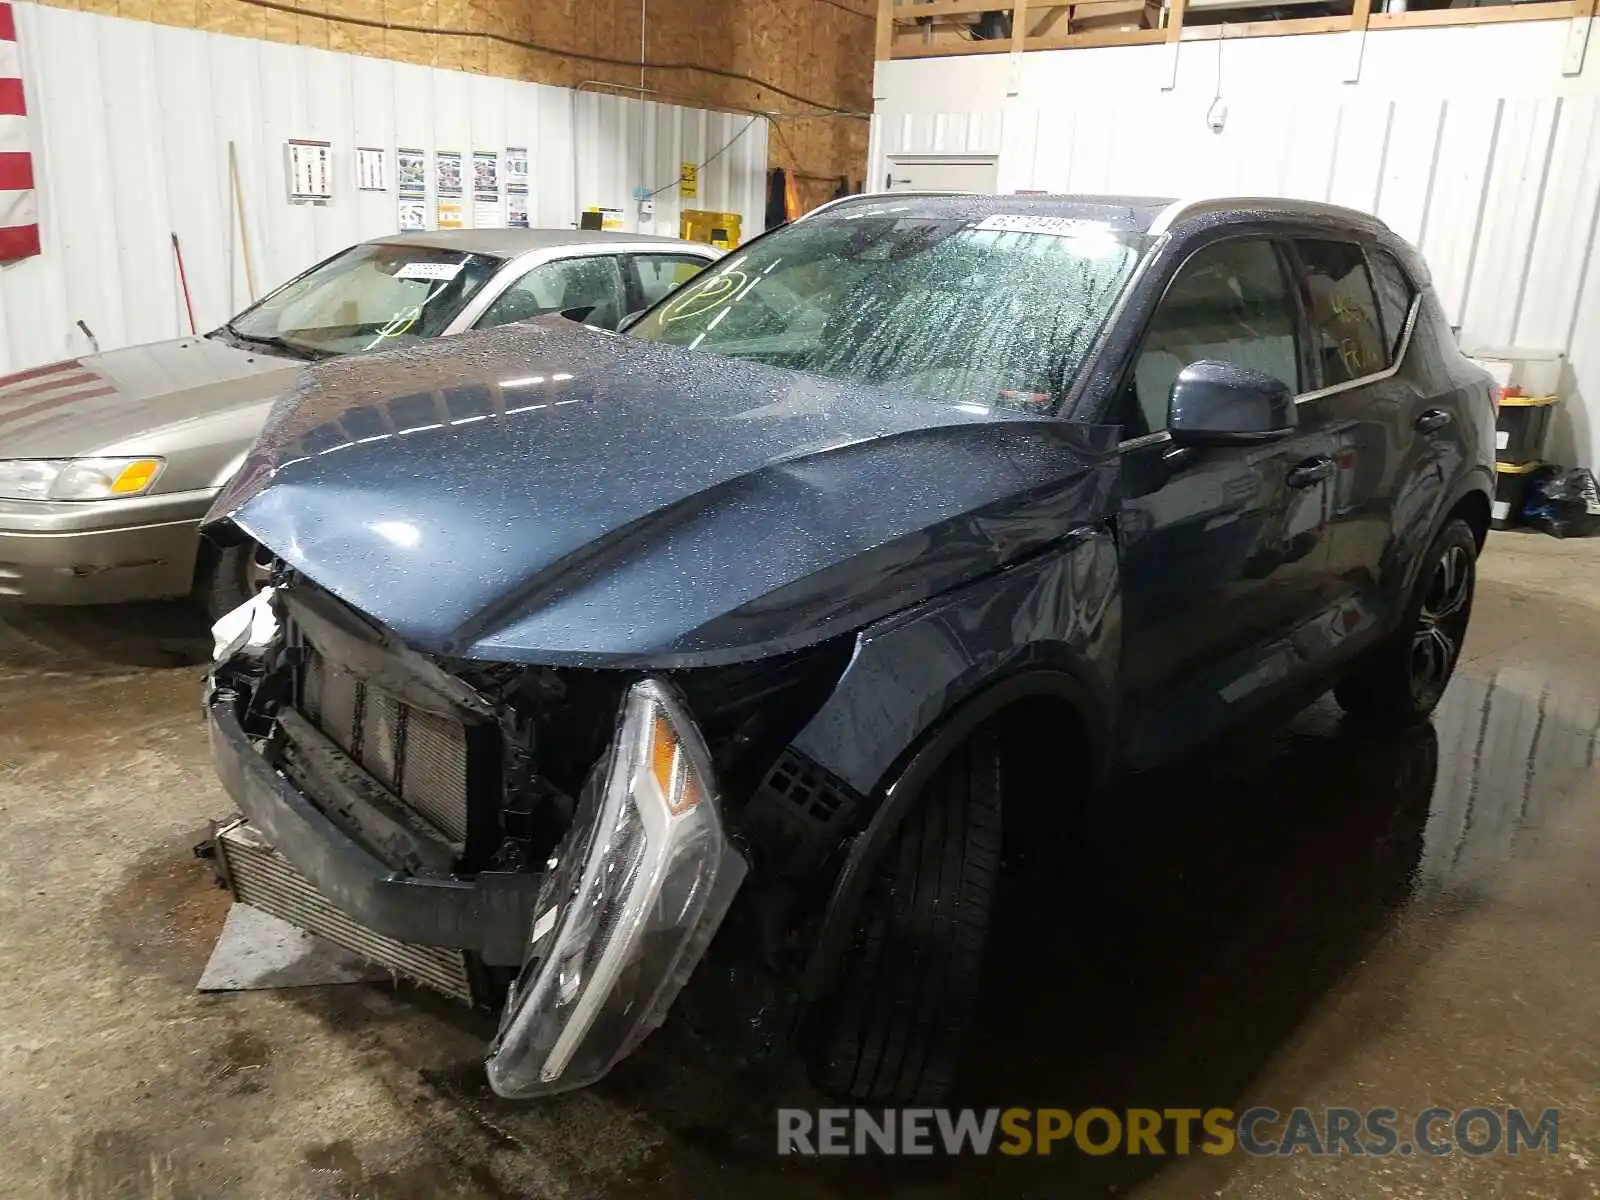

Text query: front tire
(1334, 517), (1477, 726)
(802, 732), (1002, 1105)
(196, 540), (274, 624)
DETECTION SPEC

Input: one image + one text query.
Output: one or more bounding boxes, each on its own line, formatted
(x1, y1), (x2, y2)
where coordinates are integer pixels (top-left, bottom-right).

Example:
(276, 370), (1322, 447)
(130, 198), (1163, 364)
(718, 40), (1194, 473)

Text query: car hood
(210, 319), (1118, 667)
(0, 336), (301, 459)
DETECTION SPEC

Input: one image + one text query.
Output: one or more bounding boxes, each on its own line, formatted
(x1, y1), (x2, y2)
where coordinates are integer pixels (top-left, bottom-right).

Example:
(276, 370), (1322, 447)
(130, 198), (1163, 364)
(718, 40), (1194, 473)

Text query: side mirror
(616, 309), (648, 333)
(558, 304), (599, 325)
(1168, 360), (1296, 447)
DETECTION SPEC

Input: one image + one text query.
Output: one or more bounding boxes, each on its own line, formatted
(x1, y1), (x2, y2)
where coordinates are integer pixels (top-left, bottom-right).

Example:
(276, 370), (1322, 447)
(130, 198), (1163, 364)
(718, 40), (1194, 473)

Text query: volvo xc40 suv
(202, 194), (1496, 1105)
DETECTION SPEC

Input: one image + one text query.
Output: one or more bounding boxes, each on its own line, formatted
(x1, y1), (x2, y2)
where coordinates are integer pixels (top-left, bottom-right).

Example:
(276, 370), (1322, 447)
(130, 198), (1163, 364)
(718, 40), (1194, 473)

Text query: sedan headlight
(485, 678), (747, 1098)
(0, 457), (164, 501)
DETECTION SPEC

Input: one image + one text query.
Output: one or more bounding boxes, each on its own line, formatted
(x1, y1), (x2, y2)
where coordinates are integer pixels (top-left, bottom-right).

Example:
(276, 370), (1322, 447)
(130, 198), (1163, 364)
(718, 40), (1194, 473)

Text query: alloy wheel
(1410, 542), (1472, 701)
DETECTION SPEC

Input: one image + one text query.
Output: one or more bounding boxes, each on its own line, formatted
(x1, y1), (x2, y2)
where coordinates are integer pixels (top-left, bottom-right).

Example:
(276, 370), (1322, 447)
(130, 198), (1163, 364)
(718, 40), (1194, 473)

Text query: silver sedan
(0, 229), (719, 617)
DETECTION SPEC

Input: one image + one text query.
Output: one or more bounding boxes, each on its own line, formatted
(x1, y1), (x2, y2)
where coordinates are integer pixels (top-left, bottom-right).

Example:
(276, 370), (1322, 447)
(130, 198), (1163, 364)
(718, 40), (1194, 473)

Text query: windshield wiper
(214, 323), (328, 361)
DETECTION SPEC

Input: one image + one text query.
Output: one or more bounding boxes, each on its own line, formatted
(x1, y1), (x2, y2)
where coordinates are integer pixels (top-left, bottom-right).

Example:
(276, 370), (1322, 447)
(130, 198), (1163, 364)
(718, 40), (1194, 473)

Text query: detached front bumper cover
(485, 678), (747, 1098)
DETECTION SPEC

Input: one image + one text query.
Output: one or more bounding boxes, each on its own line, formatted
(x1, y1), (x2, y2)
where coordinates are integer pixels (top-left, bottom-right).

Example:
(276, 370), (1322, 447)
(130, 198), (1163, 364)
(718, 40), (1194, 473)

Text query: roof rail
(1145, 197), (1204, 236)
(1146, 194), (1395, 236)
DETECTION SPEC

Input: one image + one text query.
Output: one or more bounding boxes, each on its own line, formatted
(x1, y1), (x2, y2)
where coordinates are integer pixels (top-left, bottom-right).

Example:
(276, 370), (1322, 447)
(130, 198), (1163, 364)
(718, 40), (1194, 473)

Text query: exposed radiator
(300, 648), (471, 843)
(215, 820), (473, 1003)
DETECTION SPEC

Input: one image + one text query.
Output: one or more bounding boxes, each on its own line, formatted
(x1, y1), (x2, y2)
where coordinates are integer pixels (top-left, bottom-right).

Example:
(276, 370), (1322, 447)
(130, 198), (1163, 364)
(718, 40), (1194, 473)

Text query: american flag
(0, 1), (38, 262)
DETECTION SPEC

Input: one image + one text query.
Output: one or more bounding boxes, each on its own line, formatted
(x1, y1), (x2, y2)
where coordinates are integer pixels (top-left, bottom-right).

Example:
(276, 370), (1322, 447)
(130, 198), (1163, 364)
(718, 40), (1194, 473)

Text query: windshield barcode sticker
(396, 262), (464, 281)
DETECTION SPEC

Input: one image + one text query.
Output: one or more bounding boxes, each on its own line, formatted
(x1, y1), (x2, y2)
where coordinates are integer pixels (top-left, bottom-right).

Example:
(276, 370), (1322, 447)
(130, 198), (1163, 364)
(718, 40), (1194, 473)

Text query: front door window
(1124, 238), (1301, 439)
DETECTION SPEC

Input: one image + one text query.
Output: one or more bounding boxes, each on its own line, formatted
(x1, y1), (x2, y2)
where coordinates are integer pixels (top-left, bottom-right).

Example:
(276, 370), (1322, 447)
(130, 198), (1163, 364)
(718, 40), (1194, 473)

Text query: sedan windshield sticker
(396, 261), (463, 282)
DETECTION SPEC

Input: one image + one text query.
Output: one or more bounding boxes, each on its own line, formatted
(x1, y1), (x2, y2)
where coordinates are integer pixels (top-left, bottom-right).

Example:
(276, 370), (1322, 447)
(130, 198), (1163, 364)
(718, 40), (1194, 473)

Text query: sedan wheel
(197, 540), (276, 625)
(241, 542), (275, 595)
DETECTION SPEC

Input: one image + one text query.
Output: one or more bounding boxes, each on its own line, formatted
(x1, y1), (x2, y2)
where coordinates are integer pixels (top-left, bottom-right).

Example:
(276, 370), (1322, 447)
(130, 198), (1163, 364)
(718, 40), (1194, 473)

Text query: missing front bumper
(205, 692), (540, 966)
(205, 615), (745, 1098)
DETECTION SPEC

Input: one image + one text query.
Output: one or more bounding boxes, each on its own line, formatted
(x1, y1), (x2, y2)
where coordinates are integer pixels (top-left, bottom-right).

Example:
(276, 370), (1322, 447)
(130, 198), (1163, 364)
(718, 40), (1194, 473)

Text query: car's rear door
(1289, 236), (1442, 664)
(1112, 232), (1339, 766)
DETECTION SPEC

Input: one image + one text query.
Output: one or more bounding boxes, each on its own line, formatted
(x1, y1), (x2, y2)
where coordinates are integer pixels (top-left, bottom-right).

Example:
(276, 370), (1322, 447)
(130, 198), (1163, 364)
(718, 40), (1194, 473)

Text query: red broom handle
(171, 232), (197, 336)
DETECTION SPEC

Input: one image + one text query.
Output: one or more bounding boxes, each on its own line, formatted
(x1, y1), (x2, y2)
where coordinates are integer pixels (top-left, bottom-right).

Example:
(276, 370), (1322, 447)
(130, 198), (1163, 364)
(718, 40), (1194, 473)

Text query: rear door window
(1367, 249), (1417, 360)
(632, 254), (712, 308)
(1295, 239), (1387, 386)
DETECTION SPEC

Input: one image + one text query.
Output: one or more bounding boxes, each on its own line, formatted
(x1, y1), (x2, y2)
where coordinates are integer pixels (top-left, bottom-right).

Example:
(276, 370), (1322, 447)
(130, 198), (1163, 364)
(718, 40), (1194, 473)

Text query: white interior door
(883, 156), (999, 193)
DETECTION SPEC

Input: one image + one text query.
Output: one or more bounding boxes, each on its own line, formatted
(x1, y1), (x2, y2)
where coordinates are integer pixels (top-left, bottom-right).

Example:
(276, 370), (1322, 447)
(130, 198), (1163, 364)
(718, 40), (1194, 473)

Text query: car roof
(803, 192), (1391, 239)
(369, 227), (712, 257)
(803, 192), (1179, 234)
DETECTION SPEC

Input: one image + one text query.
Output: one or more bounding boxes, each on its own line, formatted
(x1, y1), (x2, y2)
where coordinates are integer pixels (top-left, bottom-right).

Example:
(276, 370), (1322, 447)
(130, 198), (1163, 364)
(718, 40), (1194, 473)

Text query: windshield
(226, 243), (502, 357)
(628, 214), (1141, 412)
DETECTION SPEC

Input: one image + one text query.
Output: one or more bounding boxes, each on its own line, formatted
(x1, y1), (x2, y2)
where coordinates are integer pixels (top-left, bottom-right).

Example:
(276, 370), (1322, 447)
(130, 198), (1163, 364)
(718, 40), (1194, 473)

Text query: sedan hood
(0, 337), (300, 459)
(211, 319), (1117, 667)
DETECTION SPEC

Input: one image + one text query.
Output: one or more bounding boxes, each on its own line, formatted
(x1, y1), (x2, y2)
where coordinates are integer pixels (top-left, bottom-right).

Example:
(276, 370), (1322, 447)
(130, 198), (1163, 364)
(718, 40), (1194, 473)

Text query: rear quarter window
(1367, 249), (1417, 360)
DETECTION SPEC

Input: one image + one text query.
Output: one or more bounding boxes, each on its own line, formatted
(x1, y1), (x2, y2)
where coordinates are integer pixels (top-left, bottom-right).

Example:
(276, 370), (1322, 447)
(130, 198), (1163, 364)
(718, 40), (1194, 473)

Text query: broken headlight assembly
(485, 678), (747, 1098)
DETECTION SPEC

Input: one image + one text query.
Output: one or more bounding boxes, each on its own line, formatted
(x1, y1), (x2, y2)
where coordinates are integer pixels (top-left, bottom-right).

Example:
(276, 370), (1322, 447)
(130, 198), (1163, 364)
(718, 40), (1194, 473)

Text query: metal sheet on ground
(197, 901), (390, 991)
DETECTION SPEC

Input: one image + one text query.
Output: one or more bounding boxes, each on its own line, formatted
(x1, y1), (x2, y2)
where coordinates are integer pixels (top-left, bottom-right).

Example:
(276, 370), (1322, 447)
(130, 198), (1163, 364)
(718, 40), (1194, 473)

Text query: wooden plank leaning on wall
(876, 0), (1597, 58)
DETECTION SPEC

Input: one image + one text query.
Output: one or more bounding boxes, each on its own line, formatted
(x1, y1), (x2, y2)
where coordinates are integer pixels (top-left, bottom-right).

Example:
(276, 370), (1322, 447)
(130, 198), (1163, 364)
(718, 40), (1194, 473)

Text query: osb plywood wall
(33, 0), (872, 211)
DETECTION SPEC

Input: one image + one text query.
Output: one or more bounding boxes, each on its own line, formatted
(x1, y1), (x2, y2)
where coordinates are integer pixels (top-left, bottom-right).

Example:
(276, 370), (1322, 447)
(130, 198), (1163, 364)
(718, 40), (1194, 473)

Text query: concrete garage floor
(1, 534), (1597, 1200)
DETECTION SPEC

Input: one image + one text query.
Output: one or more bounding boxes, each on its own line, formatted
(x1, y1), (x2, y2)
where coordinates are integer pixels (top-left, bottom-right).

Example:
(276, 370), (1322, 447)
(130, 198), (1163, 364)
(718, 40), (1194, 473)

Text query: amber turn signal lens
(649, 713), (678, 799)
(110, 459), (162, 495)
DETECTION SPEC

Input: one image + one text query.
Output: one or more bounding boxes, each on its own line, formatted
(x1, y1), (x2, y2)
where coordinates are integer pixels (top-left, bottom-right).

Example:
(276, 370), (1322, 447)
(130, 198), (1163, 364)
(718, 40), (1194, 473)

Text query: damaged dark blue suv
(203, 193), (1496, 1105)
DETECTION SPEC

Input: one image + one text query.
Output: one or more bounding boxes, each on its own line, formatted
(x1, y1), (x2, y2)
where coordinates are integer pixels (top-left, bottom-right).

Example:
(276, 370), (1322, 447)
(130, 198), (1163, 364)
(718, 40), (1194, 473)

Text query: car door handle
(1416, 408), (1452, 433)
(1287, 455), (1335, 488)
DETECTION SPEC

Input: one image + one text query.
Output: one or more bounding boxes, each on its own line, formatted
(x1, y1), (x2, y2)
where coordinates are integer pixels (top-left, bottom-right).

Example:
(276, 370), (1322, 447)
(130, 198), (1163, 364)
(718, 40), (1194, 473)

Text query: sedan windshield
(225, 243), (502, 357)
(628, 214), (1140, 412)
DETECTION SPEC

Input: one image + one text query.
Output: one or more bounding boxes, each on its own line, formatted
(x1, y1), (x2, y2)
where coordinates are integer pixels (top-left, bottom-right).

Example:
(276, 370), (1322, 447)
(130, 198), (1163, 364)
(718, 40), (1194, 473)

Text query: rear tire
(196, 541), (274, 624)
(803, 732), (1002, 1105)
(1334, 517), (1477, 727)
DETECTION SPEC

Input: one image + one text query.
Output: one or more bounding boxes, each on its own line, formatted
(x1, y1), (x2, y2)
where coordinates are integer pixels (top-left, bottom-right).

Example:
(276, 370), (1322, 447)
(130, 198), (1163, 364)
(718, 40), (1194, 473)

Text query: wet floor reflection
(1422, 668), (1598, 896)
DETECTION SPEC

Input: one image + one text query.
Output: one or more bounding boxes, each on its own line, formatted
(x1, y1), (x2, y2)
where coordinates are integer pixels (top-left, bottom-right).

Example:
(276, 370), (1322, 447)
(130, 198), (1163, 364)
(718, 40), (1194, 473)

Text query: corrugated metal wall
(0, 2), (768, 374)
(24, 0), (870, 215)
(872, 22), (1600, 468)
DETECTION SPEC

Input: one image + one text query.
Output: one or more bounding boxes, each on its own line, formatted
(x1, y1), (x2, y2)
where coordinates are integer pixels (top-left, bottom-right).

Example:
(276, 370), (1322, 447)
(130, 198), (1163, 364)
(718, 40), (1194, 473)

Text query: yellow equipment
(680, 209), (742, 251)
